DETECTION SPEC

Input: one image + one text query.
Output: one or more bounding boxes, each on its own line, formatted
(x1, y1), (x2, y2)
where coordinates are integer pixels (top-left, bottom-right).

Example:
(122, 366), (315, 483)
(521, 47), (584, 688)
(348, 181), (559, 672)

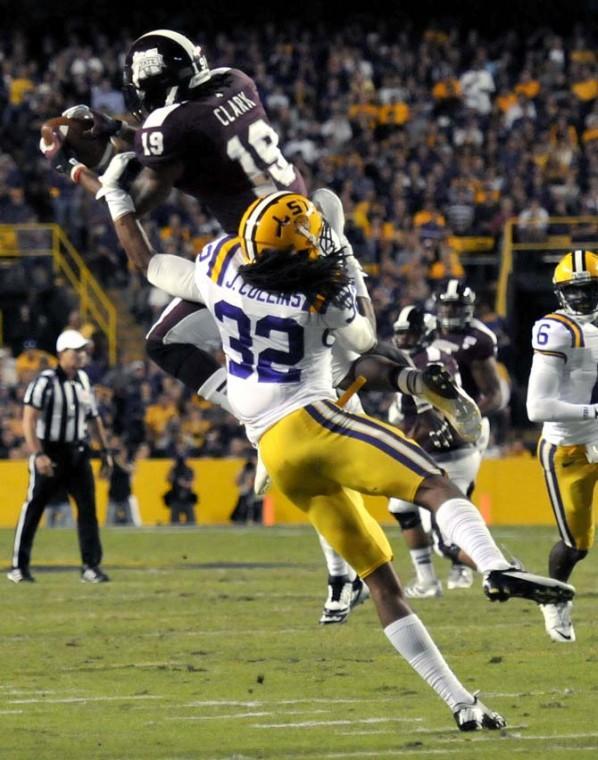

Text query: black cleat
(81, 566), (110, 583)
(420, 364), (482, 444)
(454, 693), (507, 731)
(483, 568), (574, 605)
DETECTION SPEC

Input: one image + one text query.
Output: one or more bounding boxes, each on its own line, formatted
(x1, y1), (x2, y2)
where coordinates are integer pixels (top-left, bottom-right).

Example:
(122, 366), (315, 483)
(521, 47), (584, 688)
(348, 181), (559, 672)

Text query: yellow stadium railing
(0, 224), (117, 364)
(496, 216), (598, 316)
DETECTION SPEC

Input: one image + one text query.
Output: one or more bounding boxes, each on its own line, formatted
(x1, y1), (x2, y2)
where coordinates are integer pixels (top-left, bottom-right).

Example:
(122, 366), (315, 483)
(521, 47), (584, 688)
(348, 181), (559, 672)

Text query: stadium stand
(0, 12), (597, 459)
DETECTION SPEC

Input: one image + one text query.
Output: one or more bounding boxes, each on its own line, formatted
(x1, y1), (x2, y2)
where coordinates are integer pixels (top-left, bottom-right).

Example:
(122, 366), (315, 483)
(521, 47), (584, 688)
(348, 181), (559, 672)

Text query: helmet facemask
(437, 301), (474, 332)
(555, 280), (598, 319)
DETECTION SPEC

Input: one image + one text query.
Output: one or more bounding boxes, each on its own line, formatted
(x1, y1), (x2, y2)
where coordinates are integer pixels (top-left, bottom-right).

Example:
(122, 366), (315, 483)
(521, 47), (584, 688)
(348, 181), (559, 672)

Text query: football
(40, 116), (112, 170)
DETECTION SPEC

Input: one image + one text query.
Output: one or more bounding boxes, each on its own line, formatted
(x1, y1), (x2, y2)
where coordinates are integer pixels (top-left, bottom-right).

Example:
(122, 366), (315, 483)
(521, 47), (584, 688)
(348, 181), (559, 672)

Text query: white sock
(197, 368), (233, 414)
(435, 498), (510, 574)
(318, 533), (349, 578)
(410, 548), (437, 585)
(384, 614), (473, 710)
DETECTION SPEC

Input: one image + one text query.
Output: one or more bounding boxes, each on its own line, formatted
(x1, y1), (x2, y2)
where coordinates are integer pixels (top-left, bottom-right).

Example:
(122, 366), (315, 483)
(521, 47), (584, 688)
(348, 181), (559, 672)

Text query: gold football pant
(538, 438), (598, 550)
(259, 400), (441, 578)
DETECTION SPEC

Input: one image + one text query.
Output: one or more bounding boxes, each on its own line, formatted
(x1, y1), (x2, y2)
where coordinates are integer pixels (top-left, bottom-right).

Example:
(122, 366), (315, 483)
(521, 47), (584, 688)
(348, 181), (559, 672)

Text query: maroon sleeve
(465, 329), (497, 362)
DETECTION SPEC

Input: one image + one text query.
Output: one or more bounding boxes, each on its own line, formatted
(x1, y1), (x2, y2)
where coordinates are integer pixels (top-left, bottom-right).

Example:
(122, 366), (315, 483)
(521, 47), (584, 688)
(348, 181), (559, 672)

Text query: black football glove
(427, 416), (454, 450)
(62, 105), (123, 139)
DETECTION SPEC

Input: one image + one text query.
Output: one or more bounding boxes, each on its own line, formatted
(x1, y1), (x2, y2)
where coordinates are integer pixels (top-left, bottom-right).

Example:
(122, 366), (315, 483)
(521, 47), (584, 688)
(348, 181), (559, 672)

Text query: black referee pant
(12, 442), (102, 571)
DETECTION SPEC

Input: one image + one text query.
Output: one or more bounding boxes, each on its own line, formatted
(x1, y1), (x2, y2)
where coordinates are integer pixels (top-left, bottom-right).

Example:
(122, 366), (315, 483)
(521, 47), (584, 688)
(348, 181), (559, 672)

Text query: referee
(7, 329), (113, 584)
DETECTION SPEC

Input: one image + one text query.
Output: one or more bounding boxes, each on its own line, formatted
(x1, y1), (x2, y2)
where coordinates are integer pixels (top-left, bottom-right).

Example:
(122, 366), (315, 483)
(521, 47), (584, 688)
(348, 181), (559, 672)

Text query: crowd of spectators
(1, 16), (597, 460)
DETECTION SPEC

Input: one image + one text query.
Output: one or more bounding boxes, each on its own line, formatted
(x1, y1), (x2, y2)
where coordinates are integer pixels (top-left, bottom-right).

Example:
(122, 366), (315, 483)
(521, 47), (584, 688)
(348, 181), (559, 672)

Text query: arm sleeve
(334, 313), (377, 354)
(147, 255), (204, 303)
(526, 352), (594, 422)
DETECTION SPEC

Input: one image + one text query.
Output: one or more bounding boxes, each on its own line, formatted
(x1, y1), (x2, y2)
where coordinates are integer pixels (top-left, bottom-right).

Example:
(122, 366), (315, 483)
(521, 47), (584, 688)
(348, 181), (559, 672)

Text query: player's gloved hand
(62, 105), (123, 139)
(96, 152), (142, 219)
(39, 129), (83, 177)
(99, 449), (114, 480)
(427, 416), (454, 450)
(96, 151), (142, 197)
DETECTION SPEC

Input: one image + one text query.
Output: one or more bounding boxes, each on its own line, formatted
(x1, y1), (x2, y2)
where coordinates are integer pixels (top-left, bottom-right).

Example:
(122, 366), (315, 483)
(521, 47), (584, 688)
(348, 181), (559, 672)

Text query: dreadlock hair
(238, 247), (352, 309)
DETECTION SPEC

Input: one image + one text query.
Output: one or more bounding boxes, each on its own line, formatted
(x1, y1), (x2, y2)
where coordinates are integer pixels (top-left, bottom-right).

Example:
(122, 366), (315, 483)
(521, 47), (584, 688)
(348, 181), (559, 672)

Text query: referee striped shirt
(23, 367), (99, 443)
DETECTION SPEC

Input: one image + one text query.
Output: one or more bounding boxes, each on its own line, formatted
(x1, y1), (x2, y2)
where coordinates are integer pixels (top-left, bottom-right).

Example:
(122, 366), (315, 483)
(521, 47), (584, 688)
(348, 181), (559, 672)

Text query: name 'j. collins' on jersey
(193, 234), (359, 443)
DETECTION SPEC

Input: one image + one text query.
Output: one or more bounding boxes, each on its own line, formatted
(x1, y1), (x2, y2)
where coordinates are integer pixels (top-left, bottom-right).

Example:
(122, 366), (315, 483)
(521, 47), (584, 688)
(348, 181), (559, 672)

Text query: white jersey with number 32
(194, 235), (359, 443)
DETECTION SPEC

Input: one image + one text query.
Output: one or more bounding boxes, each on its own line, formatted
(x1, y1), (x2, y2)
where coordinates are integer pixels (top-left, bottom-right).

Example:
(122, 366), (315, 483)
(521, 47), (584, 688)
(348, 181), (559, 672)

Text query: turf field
(2, 525), (597, 759)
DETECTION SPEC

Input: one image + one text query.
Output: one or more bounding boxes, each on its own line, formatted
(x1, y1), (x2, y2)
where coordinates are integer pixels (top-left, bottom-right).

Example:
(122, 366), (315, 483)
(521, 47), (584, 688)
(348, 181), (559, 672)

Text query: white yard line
(9, 695), (162, 705)
(183, 697), (421, 708)
(255, 717), (424, 729)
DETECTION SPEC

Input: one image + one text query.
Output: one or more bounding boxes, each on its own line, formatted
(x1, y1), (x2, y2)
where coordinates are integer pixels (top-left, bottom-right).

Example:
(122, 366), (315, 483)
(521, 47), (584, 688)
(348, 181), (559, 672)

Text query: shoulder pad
(142, 103), (183, 129)
(470, 318), (498, 346)
(210, 66), (233, 76)
(532, 313), (584, 353)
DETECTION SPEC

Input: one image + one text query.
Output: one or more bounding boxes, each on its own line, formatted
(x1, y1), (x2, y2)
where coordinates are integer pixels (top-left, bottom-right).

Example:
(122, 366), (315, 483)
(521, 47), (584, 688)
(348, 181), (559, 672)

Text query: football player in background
(96, 182), (577, 730)
(387, 306), (481, 598)
(428, 280), (506, 589)
(527, 250), (598, 643)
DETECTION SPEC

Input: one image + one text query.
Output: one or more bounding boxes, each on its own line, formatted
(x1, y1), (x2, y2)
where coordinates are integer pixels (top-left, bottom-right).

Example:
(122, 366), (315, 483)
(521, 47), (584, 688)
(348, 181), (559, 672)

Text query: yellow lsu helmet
(238, 191), (324, 263)
(553, 249), (598, 317)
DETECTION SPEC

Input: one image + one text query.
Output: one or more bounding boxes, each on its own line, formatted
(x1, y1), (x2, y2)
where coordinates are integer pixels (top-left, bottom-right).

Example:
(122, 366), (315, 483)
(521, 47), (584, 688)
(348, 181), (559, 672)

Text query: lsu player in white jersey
(92, 169), (577, 729)
(527, 249), (598, 643)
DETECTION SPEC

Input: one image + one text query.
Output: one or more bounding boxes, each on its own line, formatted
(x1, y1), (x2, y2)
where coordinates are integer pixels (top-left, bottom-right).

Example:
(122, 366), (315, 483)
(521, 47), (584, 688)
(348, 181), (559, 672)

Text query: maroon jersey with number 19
(134, 67), (306, 233)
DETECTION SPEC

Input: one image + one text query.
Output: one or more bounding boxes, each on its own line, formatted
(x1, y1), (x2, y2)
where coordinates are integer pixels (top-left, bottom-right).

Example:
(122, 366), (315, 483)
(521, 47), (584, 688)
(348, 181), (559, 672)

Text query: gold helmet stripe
(239, 191), (294, 262)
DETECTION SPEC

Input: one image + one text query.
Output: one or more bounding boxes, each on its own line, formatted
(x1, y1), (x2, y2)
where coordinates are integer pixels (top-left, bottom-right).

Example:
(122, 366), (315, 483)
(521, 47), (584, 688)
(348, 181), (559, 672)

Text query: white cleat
(254, 453), (271, 496)
(540, 601), (576, 643)
(404, 578), (443, 599)
(447, 564), (474, 589)
(319, 576), (353, 625)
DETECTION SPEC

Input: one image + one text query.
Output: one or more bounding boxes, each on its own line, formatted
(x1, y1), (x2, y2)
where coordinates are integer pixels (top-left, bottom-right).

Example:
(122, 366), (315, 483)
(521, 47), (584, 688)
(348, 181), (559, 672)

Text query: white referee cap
(56, 329), (89, 353)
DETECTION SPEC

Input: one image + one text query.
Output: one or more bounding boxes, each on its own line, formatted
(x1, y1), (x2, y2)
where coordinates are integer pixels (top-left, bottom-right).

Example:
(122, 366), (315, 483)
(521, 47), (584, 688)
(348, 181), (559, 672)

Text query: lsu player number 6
(527, 249), (598, 643)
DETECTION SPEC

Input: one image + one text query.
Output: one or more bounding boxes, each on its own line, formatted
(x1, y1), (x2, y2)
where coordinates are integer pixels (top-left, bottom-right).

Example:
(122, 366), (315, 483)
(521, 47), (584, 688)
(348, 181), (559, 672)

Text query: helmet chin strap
(165, 86), (179, 106)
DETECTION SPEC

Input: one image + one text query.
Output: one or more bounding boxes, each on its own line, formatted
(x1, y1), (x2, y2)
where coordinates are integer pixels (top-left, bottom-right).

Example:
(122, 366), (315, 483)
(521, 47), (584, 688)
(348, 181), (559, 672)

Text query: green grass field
(2, 525), (597, 760)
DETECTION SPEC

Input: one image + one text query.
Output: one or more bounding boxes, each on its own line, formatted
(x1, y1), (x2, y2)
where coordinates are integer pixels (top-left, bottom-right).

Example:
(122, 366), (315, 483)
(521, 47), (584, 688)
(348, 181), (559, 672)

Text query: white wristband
(103, 188), (135, 221)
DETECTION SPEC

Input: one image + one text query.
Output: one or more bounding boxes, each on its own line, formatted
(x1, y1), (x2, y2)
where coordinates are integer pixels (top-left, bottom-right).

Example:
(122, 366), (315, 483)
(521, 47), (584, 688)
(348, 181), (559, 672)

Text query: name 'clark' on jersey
(193, 235), (359, 444)
(431, 318), (497, 402)
(531, 309), (598, 445)
(135, 68), (306, 233)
